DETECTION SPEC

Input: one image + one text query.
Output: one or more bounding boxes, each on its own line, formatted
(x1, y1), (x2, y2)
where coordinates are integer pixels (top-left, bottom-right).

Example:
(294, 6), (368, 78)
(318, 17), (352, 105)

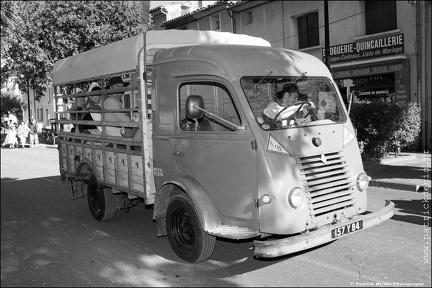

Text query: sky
(150, 1), (171, 9)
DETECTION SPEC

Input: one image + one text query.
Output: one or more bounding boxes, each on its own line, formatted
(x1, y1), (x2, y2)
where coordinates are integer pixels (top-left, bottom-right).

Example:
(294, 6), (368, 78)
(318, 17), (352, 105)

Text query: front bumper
(254, 200), (394, 258)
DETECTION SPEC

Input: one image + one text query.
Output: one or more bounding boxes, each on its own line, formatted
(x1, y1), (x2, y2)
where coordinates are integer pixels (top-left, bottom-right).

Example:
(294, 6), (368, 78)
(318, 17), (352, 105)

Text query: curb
(364, 153), (430, 192)
(378, 154), (417, 165)
(44, 145), (58, 149)
(363, 154), (417, 166)
(36, 143), (58, 149)
(368, 180), (420, 192)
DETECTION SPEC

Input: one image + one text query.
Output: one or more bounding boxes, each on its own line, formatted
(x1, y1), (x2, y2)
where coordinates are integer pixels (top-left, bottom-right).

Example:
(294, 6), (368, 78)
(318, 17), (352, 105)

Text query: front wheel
(166, 194), (216, 263)
(87, 176), (116, 221)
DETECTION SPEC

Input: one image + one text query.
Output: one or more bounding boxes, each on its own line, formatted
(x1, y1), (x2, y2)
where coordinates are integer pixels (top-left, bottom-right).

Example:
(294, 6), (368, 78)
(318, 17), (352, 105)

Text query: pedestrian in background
(28, 118), (39, 147)
(17, 120), (30, 148)
(1, 121), (18, 149)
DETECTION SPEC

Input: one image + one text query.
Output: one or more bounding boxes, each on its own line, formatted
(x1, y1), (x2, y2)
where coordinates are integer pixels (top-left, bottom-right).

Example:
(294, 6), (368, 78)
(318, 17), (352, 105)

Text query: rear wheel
(87, 176), (116, 221)
(166, 194), (215, 263)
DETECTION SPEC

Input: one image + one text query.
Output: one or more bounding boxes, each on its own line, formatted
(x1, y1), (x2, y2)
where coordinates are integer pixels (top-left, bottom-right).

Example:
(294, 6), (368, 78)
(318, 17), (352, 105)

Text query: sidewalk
(363, 151), (431, 192)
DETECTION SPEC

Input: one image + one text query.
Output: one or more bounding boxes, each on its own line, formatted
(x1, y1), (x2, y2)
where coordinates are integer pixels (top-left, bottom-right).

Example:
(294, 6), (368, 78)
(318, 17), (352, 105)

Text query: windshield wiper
(283, 71), (307, 90)
(255, 70), (273, 86)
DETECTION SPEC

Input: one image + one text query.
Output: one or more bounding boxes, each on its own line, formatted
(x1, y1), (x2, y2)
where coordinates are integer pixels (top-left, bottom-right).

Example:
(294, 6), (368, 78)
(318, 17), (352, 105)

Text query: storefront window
(337, 74), (396, 104)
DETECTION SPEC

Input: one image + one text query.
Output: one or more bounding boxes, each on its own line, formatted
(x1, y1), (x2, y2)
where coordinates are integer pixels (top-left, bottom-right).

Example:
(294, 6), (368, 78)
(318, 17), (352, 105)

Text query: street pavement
(1, 144), (431, 287)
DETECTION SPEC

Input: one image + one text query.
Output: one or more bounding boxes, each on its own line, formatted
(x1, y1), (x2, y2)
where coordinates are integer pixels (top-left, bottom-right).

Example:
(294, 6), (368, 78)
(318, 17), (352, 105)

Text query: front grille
(297, 152), (355, 217)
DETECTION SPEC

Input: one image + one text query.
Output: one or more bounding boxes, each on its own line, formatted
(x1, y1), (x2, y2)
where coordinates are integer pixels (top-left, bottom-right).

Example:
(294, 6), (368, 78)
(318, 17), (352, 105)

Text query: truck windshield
(241, 76), (347, 130)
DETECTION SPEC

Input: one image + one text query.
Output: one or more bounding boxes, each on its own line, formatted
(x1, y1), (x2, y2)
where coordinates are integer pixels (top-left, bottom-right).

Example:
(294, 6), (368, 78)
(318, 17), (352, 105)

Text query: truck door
(174, 80), (259, 222)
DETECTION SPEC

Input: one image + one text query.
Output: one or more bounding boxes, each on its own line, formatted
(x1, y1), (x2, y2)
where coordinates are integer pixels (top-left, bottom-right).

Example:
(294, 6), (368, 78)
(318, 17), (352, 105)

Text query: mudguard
(153, 173), (221, 235)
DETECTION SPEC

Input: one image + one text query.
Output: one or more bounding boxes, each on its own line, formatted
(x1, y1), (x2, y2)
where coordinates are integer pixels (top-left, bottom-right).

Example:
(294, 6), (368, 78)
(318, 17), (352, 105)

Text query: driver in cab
(263, 83), (316, 127)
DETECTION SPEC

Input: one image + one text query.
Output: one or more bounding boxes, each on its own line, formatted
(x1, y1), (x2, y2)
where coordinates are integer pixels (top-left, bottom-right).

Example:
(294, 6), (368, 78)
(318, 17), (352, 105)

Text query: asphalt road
(1, 146), (431, 287)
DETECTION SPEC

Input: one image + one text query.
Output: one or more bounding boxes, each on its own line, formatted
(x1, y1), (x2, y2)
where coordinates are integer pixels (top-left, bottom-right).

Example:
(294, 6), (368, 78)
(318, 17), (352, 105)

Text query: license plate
(331, 220), (363, 239)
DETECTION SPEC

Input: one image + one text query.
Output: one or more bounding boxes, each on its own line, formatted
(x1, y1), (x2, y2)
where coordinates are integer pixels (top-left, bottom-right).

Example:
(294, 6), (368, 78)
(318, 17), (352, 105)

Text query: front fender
(153, 173), (221, 236)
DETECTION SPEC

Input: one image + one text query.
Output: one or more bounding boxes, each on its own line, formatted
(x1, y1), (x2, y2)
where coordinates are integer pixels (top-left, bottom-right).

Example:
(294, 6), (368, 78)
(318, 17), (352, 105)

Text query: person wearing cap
(103, 76), (133, 137)
(70, 88), (86, 112)
(263, 83), (315, 126)
(87, 82), (102, 109)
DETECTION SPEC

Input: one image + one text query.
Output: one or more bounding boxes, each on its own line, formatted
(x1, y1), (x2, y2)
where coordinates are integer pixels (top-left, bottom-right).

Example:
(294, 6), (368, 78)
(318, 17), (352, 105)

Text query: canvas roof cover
(52, 30), (271, 85)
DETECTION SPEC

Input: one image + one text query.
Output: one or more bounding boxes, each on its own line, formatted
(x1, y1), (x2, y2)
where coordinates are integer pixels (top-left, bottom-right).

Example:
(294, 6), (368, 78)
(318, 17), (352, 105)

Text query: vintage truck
(52, 30), (394, 263)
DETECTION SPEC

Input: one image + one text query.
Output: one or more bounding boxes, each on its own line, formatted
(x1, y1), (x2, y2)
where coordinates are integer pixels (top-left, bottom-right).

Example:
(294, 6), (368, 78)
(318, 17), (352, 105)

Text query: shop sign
(331, 62), (405, 79)
(323, 34), (404, 64)
(357, 89), (391, 96)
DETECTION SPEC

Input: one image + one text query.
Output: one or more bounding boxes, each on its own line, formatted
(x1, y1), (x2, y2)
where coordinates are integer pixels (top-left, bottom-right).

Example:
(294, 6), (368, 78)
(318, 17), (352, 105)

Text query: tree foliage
(1, 1), (21, 87)
(389, 102), (421, 153)
(350, 102), (421, 160)
(1, 92), (26, 121)
(1, 1), (150, 101)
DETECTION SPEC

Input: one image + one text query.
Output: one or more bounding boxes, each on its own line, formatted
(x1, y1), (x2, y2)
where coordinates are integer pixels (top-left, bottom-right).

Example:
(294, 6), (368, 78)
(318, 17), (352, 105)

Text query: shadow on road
(1, 176), (288, 287)
(391, 199), (431, 227)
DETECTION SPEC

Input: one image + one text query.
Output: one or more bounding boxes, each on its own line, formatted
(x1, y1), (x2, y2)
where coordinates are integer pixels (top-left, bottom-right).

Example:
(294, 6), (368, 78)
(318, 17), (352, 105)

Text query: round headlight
(288, 187), (306, 209)
(356, 172), (370, 191)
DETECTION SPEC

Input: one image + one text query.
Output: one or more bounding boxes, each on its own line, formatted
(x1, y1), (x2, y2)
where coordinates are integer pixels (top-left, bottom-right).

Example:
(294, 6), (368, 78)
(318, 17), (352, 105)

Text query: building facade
(155, 0), (431, 151)
(8, 1), (429, 149)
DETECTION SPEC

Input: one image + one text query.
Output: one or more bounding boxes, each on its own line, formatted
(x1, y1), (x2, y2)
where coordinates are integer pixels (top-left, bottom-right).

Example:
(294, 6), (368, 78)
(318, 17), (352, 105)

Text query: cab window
(179, 81), (241, 132)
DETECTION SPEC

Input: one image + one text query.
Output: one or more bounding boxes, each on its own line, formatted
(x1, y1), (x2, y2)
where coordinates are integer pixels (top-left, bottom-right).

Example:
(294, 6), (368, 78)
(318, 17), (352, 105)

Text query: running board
(207, 225), (260, 239)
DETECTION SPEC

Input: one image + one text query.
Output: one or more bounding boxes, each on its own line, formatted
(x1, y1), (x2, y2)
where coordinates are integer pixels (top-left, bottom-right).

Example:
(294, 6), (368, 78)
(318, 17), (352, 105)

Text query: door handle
(173, 151), (185, 157)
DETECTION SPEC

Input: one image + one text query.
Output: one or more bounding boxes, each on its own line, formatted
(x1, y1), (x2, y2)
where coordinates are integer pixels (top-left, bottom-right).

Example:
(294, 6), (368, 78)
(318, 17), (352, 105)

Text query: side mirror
(186, 95), (205, 119)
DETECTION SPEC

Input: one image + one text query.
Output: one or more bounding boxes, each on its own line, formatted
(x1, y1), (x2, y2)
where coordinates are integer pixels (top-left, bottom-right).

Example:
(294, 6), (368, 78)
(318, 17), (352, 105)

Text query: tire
(166, 194), (216, 263)
(87, 176), (116, 221)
